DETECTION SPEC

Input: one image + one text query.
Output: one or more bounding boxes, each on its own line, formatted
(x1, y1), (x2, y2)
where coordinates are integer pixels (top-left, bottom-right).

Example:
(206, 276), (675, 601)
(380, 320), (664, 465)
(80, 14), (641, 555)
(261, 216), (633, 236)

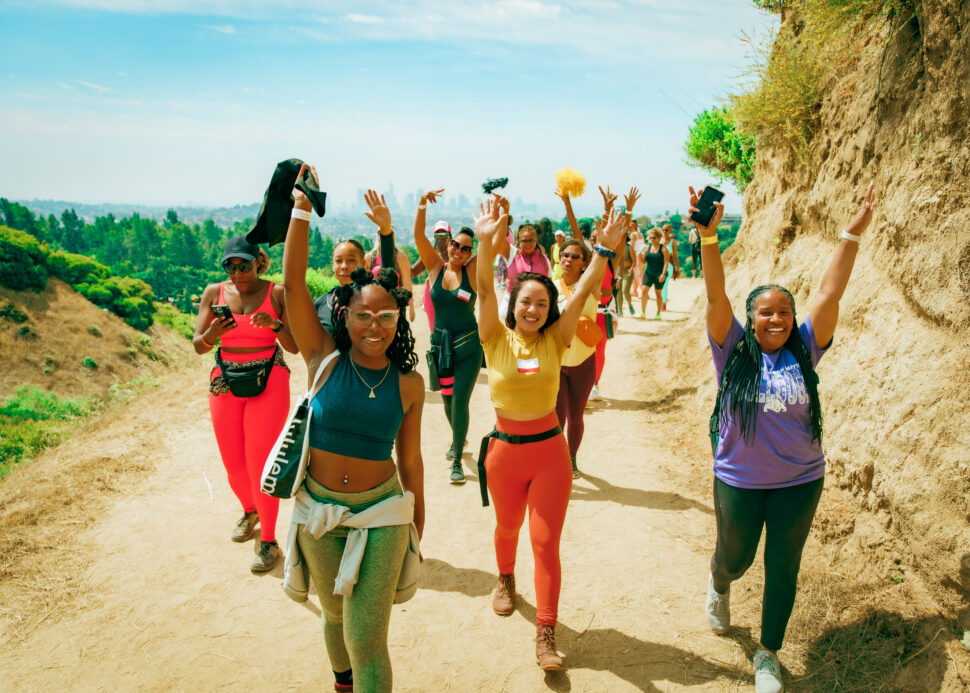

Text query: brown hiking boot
(250, 540), (280, 573)
(492, 574), (515, 615)
(231, 511), (258, 543)
(535, 624), (564, 670)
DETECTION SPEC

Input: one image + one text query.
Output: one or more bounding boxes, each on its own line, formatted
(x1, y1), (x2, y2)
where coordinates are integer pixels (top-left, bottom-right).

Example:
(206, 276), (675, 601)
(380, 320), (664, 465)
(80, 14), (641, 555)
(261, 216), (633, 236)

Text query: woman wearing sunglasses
(193, 235), (298, 573)
(413, 188), (482, 483)
(283, 165), (425, 693)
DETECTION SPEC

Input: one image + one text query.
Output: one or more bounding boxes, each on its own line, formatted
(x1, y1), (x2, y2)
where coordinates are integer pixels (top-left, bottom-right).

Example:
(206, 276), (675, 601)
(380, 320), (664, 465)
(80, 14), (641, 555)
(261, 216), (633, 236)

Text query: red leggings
(594, 313), (608, 382)
(208, 350), (289, 542)
(484, 412), (572, 625)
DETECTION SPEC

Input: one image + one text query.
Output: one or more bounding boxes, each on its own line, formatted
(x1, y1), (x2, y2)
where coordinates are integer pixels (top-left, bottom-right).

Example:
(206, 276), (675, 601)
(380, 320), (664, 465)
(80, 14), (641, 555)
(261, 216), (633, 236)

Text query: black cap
(222, 235), (260, 264)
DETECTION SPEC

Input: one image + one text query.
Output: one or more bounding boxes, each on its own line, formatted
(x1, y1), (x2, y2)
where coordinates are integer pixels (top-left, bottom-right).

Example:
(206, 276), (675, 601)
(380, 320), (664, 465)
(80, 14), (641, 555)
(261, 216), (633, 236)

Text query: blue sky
(0, 1), (775, 216)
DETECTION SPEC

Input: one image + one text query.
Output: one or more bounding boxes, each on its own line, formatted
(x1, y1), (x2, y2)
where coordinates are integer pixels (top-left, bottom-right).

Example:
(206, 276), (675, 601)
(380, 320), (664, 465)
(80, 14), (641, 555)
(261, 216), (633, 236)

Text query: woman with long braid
(413, 188), (482, 484)
(476, 196), (626, 670)
(697, 183), (875, 693)
(283, 164), (425, 693)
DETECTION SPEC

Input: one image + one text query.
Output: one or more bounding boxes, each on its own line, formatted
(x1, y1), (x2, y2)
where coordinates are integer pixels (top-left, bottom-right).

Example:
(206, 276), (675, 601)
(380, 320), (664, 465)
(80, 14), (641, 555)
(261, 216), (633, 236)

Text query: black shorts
(642, 272), (663, 290)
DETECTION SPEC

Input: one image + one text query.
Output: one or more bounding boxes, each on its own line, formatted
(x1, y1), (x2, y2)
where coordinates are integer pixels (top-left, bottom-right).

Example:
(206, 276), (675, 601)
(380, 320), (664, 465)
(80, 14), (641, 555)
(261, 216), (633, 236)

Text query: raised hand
(555, 186), (570, 202)
(292, 163), (318, 212)
(364, 189), (393, 234)
(845, 182), (876, 236)
(624, 186), (641, 212)
(688, 185), (725, 236)
(474, 198), (508, 241)
(593, 208), (625, 250)
(420, 188), (445, 206)
(493, 193), (510, 214)
(599, 185), (617, 213)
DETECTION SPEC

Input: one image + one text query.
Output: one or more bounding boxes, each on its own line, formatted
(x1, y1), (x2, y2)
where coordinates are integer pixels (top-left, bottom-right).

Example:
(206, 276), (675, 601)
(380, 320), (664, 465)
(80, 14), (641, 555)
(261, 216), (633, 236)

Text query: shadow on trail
(418, 557), (495, 598)
(570, 472), (713, 514)
(510, 599), (740, 691)
(587, 386), (698, 414)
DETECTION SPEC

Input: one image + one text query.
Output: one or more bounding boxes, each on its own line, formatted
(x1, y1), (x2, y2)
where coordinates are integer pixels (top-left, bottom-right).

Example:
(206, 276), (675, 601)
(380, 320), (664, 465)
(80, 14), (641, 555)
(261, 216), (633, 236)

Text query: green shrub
(685, 106), (756, 191)
(18, 325), (37, 340)
(48, 250), (110, 285)
(0, 225), (48, 290)
(0, 384), (89, 421)
(87, 324), (101, 337)
(82, 357), (98, 369)
(0, 300), (28, 323)
(263, 268), (339, 299)
(154, 302), (195, 339)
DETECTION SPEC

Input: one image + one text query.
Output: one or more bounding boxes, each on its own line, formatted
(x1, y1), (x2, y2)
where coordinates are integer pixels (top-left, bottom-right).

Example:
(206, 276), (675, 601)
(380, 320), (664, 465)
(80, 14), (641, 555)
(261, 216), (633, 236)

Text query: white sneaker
(706, 573), (730, 633)
(753, 649), (784, 693)
(589, 384), (602, 401)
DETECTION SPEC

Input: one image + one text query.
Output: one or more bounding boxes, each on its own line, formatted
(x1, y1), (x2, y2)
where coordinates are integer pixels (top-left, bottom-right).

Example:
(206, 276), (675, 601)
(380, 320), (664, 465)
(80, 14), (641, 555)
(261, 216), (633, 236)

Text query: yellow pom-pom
(554, 167), (586, 198)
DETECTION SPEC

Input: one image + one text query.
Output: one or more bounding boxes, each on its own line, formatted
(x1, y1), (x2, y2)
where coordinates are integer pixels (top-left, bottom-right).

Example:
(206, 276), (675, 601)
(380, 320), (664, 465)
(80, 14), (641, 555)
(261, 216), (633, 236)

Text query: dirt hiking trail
(0, 279), (859, 691)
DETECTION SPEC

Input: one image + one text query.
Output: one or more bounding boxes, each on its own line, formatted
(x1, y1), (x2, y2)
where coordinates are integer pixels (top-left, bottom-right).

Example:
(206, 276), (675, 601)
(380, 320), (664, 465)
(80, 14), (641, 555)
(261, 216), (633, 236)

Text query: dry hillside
(685, 1), (970, 626)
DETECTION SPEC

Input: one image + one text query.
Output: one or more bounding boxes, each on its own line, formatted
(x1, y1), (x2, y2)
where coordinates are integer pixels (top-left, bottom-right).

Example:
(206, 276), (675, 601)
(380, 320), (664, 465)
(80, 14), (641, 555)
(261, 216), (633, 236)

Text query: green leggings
(441, 347), (481, 457)
(297, 474), (409, 693)
(711, 476), (823, 651)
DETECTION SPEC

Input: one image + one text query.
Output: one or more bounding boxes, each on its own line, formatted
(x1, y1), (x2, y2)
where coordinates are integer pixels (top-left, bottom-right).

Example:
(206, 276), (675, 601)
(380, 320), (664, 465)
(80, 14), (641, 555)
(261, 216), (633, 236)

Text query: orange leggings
(484, 412), (572, 625)
(209, 352), (289, 542)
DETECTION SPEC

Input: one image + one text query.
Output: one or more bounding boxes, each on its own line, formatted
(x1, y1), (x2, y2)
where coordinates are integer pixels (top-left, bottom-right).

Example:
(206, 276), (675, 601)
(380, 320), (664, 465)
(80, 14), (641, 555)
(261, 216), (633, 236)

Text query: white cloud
(77, 80), (111, 94)
(117, 71), (128, 77)
(344, 14), (384, 24)
(59, 82), (76, 89)
(206, 23), (236, 34)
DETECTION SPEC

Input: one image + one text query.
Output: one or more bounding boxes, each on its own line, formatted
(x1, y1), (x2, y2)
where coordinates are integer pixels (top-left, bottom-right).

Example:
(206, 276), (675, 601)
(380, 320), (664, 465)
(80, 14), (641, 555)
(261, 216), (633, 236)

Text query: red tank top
(218, 281), (280, 349)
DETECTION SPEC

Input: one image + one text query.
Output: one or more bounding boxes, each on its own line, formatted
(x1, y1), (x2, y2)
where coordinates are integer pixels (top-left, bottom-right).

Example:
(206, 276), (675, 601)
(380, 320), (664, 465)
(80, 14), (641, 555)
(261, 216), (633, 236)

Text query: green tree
(60, 209), (85, 253)
(685, 105), (756, 191)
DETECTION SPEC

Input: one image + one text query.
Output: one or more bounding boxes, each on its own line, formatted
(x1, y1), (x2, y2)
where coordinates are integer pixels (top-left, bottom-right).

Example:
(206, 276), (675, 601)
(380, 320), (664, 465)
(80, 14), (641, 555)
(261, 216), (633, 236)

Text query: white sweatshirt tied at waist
(283, 485), (415, 602)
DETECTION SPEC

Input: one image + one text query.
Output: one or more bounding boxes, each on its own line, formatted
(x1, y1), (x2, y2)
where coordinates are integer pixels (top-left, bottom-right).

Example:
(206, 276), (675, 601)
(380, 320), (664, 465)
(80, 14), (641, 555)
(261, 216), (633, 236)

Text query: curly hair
(505, 272), (561, 333)
(711, 284), (823, 447)
(331, 267), (418, 374)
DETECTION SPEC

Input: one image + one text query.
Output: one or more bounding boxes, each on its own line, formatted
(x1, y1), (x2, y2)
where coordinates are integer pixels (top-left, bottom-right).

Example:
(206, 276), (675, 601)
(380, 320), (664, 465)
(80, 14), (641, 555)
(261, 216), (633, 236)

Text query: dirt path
(1, 278), (773, 692)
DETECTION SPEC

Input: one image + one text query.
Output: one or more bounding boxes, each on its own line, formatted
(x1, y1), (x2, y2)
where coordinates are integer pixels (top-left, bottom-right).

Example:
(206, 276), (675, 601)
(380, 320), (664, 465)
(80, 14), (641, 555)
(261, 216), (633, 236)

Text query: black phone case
(689, 187), (724, 227)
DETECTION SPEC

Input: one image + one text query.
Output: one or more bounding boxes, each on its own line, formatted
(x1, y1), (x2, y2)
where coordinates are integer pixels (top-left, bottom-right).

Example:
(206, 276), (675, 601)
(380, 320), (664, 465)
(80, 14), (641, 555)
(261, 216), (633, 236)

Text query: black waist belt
(477, 425), (562, 507)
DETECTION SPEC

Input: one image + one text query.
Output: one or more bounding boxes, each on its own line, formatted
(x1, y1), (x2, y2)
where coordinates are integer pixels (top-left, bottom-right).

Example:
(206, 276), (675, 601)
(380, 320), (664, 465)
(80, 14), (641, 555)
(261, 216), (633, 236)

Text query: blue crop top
(309, 351), (403, 461)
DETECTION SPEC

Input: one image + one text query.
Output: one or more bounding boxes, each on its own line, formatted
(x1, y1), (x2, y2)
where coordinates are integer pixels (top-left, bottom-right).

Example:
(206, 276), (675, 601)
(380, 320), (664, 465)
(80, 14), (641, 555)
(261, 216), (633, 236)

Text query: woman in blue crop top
(695, 183), (876, 693)
(412, 187), (483, 484)
(283, 166), (425, 693)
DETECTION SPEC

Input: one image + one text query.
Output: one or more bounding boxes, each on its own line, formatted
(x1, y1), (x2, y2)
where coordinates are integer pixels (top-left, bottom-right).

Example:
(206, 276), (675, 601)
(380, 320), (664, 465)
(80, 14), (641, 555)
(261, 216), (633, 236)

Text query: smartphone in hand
(210, 304), (237, 327)
(689, 186), (724, 228)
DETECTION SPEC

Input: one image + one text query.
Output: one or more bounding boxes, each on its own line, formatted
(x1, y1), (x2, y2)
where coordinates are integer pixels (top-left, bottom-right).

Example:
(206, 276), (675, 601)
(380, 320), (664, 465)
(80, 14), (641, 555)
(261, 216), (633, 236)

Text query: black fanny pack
(427, 327), (480, 391)
(215, 347), (278, 398)
(477, 425), (562, 507)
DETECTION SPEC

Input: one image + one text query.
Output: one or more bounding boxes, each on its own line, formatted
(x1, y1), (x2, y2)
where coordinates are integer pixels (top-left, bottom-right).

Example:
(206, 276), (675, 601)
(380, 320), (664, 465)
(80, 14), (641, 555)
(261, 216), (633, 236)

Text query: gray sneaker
(250, 540), (280, 573)
(706, 573), (730, 633)
(570, 456), (581, 479)
(449, 459), (466, 485)
(231, 511), (258, 543)
(753, 648), (784, 693)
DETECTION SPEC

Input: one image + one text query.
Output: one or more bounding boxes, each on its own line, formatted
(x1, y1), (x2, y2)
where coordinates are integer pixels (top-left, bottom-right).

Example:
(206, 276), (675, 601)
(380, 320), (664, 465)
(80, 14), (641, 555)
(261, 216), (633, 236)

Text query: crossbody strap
(308, 350), (341, 396)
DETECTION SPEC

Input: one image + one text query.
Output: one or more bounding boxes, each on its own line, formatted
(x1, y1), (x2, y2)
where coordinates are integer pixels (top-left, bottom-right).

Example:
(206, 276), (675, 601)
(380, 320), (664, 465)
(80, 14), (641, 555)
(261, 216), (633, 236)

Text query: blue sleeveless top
(309, 351), (403, 461)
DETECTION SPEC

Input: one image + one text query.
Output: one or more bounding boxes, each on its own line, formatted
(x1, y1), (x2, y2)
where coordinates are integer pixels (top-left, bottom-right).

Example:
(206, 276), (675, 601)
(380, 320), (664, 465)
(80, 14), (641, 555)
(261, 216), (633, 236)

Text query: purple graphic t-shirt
(708, 317), (831, 489)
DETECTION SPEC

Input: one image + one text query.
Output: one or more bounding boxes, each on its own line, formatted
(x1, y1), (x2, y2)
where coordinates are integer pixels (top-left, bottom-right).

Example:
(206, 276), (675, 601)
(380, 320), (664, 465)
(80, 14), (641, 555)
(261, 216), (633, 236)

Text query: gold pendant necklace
(349, 357), (391, 399)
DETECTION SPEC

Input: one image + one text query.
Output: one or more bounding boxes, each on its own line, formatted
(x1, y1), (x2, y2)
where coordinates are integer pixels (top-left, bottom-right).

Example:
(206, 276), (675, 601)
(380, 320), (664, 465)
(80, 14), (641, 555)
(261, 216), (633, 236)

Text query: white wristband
(418, 204), (426, 210)
(840, 230), (860, 242)
(291, 208), (312, 222)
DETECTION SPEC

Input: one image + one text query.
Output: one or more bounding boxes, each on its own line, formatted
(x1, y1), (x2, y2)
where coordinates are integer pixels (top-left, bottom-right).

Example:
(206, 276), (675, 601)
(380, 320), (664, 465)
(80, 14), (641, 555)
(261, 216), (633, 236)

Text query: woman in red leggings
(475, 196), (625, 670)
(193, 236), (298, 573)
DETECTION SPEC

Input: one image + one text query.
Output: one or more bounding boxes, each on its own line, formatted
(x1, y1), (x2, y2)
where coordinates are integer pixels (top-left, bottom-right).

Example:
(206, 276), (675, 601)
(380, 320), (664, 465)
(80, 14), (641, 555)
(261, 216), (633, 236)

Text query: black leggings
(691, 244), (701, 275)
(440, 347), (481, 457)
(710, 476), (823, 651)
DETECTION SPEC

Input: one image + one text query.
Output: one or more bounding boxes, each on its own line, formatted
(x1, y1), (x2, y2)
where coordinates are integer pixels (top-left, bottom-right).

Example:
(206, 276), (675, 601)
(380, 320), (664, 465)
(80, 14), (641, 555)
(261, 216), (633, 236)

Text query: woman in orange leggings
(474, 196), (626, 670)
(194, 236), (298, 573)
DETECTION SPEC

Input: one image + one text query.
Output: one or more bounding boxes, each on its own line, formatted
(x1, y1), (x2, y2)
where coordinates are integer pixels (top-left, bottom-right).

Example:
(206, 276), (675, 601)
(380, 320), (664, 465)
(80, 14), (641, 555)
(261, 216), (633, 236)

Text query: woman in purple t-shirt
(691, 183), (876, 693)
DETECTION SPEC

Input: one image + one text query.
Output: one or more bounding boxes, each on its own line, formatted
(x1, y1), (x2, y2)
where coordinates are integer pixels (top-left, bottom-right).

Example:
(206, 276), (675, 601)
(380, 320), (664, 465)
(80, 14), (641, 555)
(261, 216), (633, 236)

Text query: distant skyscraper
(403, 192), (415, 210)
(458, 193), (470, 209)
(384, 183), (399, 210)
(356, 189), (367, 207)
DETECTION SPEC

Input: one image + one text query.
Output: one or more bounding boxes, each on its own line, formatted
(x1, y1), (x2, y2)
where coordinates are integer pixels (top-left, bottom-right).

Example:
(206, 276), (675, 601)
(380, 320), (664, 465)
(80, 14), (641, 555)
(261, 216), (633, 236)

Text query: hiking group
(192, 163), (876, 693)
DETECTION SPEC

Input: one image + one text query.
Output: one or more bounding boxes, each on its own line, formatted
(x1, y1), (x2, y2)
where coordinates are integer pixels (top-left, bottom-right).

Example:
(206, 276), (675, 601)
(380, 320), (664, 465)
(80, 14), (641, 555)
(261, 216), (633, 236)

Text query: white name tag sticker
(516, 357), (540, 373)
(457, 289), (472, 302)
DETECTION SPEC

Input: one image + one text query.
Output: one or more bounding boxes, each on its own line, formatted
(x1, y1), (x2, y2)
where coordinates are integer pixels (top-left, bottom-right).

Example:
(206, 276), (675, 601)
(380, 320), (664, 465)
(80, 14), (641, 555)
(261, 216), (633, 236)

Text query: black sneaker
(250, 540), (280, 573)
(231, 511), (258, 543)
(571, 456), (581, 479)
(449, 459), (466, 485)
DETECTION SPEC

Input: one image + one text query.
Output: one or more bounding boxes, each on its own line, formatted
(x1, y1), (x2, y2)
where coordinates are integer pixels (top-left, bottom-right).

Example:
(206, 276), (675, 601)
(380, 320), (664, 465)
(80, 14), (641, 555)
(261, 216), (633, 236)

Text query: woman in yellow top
(553, 239), (599, 478)
(475, 196), (626, 670)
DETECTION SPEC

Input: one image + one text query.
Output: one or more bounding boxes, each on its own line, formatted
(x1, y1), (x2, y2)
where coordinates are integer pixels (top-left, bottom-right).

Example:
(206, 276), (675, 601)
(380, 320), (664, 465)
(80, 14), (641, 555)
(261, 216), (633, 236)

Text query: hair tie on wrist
(840, 230), (860, 242)
(291, 208), (312, 222)
(200, 335), (214, 349)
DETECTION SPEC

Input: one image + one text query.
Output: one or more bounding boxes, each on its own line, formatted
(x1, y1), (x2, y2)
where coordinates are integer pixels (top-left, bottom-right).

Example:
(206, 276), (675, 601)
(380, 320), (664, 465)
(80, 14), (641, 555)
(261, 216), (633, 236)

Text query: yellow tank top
(555, 278), (598, 367)
(482, 324), (567, 412)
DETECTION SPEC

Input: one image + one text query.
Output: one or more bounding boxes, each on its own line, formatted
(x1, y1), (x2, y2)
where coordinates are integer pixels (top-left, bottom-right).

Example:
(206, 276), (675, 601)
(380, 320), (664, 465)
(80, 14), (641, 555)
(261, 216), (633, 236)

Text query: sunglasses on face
(348, 309), (400, 328)
(449, 239), (473, 254)
(560, 252), (583, 260)
(223, 260), (254, 274)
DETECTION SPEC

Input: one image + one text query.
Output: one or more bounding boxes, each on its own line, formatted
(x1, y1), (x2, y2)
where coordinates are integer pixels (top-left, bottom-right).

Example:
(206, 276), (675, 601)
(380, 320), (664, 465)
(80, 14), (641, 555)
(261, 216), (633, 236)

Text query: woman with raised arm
(637, 227), (669, 320)
(476, 197), (626, 671)
(282, 166), (425, 693)
(315, 199), (397, 335)
(697, 183), (875, 693)
(413, 188), (482, 484)
(194, 236), (298, 574)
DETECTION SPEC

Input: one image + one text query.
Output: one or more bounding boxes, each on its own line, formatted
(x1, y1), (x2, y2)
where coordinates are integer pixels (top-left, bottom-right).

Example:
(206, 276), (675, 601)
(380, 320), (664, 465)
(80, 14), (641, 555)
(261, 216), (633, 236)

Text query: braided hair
(713, 284), (823, 446)
(331, 267), (418, 374)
